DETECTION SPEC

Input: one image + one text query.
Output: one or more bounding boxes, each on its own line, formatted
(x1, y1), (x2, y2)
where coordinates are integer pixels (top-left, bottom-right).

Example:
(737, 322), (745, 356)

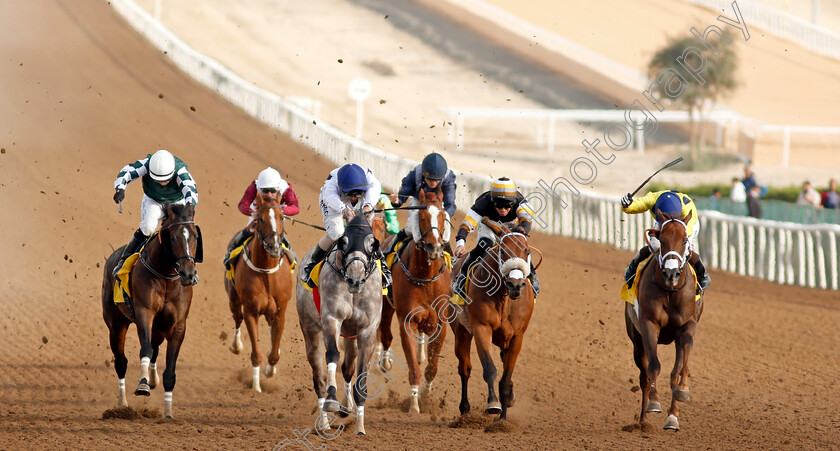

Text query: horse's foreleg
(161, 322), (187, 419)
(134, 308), (154, 397)
(107, 321), (130, 407)
(228, 294), (244, 355)
(301, 327), (330, 432)
(243, 311), (263, 392)
(322, 318), (342, 413)
(422, 322), (446, 397)
(666, 319), (698, 431)
(340, 337), (357, 416)
(472, 325), (500, 415)
(378, 298), (395, 372)
(265, 308), (286, 378)
(639, 321), (662, 418)
(149, 332), (165, 390)
(498, 334), (524, 421)
(353, 327), (379, 436)
(452, 322), (473, 415)
(398, 316), (423, 414)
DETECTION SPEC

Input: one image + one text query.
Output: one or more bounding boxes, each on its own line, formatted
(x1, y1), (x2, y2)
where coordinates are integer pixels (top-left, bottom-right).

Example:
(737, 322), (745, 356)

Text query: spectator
(796, 181), (821, 208)
(741, 165), (757, 192)
(709, 188), (722, 210)
(821, 179), (839, 209)
(747, 185), (762, 218)
(730, 177), (747, 202)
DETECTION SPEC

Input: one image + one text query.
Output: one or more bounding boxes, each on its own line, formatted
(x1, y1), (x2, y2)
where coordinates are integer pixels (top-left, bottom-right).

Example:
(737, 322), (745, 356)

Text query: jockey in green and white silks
(111, 149), (198, 276)
(620, 190), (710, 292)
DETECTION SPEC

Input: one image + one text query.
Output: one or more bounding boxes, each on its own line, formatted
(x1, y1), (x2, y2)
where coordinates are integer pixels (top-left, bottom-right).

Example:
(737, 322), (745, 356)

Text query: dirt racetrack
(1, 1), (839, 449)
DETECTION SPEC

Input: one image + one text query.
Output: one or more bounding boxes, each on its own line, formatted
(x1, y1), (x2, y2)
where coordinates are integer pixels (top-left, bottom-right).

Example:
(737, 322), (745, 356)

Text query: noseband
(656, 219), (689, 271)
(254, 205), (285, 251)
(326, 223), (377, 287)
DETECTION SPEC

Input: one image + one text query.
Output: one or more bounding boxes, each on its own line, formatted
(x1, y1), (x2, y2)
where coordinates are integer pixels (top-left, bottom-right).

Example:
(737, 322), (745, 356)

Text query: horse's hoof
(135, 382), (151, 397)
(323, 399), (341, 413)
(645, 401), (662, 413)
(485, 401), (502, 415)
(672, 388), (690, 402)
(664, 414), (680, 431)
(264, 365), (276, 378)
(409, 396), (420, 414)
(507, 392), (516, 407)
(229, 345), (240, 355)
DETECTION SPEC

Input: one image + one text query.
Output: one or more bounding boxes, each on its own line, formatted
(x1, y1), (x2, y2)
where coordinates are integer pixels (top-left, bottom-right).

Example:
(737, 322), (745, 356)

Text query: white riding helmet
(148, 150), (176, 181)
(256, 167), (284, 191)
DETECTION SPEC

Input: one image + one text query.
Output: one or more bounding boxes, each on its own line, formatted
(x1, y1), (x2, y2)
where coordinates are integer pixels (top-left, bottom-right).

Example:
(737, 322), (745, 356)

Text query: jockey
(223, 167), (300, 265)
(452, 177), (539, 298)
(620, 190), (711, 292)
(385, 152), (456, 255)
(300, 163), (390, 289)
(375, 189), (401, 236)
(111, 149), (198, 276)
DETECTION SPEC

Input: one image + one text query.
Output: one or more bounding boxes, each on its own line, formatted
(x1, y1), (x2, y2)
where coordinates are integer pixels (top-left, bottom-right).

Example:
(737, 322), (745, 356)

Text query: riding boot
(301, 245), (328, 289)
(113, 229), (148, 277)
(374, 249), (392, 288)
(383, 228), (408, 256)
(689, 251), (711, 293)
(624, 245), (653, 289)
(528, 263), (540, 297)
(223, 228), (252, 266)
(281, 236), (297, 268)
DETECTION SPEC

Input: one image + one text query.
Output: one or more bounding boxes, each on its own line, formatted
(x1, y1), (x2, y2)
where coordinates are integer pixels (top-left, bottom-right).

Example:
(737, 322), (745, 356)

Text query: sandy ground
(1, 1), (840, 449)
(128, 0), (840, 196)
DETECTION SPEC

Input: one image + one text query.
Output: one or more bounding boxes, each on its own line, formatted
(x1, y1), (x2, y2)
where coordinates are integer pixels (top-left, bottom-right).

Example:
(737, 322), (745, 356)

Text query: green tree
(647, 35), (739, 165)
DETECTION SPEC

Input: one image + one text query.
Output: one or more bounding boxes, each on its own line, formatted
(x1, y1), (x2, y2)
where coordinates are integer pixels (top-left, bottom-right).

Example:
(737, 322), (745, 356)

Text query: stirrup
(112, 260), (125, 278)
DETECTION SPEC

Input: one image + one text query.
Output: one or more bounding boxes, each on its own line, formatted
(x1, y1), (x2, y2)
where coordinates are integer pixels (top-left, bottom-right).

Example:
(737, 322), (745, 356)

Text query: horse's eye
(364, 235), (374, 253)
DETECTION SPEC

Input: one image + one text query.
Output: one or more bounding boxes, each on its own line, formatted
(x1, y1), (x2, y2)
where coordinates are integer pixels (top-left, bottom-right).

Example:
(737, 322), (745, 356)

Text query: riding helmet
(148, 150), (176, 181)
(490, 177), (517, 205)
(421, 153), (448, 180)
(336, 164), (368, 193)
(654, 191), (683, 217)
(257, 167), (283, 191)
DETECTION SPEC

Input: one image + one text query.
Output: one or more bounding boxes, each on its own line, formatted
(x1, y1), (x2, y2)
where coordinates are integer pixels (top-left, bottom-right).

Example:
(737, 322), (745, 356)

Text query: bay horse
(296, 212), (383, 435)
(624, 209), (704, 431)
(101, 202), (202, 418)
(385, 189), (451, 413)
(225, 192), (293, 392)
(450, 220), (534, 420)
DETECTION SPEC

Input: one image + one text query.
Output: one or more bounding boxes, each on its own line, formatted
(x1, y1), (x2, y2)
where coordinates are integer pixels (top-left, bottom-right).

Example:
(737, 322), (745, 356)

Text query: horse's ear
(418, 189), (426, 202)
(682, 209), (693, 224)
(436, 188), (444, 202)
(654, 208), (665, 223)
(194, 226), (204, 263)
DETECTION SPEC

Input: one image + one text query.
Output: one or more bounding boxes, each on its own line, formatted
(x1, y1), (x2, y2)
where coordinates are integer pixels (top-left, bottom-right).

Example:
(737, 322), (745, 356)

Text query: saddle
(112, 234), (155, 315)
(620, 255), (700, 305)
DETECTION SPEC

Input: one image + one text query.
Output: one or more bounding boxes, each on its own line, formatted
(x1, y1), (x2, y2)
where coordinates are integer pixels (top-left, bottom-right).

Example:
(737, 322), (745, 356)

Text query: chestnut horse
(101, 202), (202, 418)
(225, 193), (293, 392)
(385, 189), (451, 413)
(624, 209), (704, 431)
(450, 221), (534, 420)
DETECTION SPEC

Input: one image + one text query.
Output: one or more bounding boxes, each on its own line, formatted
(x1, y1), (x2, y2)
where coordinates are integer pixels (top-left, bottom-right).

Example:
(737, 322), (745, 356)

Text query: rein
(394, 241), (446, 286)
(652, 218), (690, 292)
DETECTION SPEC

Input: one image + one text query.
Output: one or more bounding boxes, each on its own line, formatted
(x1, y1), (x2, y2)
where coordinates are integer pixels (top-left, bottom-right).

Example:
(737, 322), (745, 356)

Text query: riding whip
(288, 217), (326, 231)
(630, 157), (684, 197)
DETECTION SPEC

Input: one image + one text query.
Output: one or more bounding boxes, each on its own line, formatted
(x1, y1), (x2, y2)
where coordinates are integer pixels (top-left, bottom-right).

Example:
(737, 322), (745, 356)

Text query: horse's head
(160, 202), (202, 286)
(253, 193), (285, 259)
(656, 209), (692, 289)
(408, 189), (450, 261)
(497, 231), (530, 299)
(337, 213), (378, 293)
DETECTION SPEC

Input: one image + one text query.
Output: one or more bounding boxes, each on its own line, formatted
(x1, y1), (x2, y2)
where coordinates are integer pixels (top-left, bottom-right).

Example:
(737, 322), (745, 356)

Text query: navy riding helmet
(654, 191), (684, 218)
(421, 153), (448, 180)
(336, 164), (367, 193)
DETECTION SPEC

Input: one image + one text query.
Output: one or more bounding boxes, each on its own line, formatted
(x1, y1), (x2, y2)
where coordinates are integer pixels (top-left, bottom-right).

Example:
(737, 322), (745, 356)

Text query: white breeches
(140, 195), (186, 236)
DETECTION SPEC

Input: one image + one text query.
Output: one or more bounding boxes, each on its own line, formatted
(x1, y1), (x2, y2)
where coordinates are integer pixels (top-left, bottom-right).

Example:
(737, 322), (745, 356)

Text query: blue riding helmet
(421, 153), (448, 180)
(336, 164), (367, 193)
(654, 191), (683, 218)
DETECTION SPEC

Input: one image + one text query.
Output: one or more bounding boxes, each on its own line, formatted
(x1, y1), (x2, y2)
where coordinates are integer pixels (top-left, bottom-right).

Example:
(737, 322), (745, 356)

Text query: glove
(620, 193), (632, 209)
(113, 189), (125, 204)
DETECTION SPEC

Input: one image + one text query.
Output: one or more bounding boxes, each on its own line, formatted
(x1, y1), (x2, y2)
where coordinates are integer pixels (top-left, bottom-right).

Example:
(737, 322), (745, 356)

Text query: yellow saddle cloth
(113, 236), (154, 305)
(225, 237), (296, 282)
(385, 240), (452, 270)
(620, 256), (700, 304)
(302, 259), (388, 295)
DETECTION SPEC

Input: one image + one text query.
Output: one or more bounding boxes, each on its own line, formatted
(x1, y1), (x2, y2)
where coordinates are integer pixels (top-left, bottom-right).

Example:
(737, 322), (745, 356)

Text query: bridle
(653, 218), (690, 292)
(325, 222), (378, 287)
(140, 220), (198, 280)
(243, 205), (285, 274)
(398, 200), (448, 285)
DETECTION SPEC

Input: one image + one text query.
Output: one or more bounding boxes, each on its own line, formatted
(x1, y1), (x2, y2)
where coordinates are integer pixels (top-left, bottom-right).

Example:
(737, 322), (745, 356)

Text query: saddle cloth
(620, 255), (700, 305)
(112, 235), (154, 305)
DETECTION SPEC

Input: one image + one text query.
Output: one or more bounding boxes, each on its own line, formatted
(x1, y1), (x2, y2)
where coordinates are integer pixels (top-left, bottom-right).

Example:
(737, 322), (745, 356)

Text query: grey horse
(296, 213), (383, 436)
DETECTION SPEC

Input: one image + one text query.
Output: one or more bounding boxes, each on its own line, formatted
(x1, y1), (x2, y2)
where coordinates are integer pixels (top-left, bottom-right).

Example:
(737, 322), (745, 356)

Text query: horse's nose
(663, 268), (680, 285)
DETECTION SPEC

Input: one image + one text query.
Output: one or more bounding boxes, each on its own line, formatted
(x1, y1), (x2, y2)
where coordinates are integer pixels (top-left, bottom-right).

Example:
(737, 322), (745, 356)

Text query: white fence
(683, 0), (840, 61)
(111, 0), (840, 290)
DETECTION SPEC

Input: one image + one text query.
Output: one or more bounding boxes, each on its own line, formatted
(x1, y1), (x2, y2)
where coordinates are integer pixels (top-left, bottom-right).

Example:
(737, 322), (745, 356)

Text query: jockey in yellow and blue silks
(620, 190), (711, 292)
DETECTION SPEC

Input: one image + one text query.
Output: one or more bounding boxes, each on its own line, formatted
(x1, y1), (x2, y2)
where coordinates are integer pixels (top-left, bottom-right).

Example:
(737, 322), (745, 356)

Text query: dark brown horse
(225, 192), (293, 392)
(450, 221), (534, 420)
(624, 209), (704, 431)
(101, 202), (202, 418)
(386, 189), (451, 413)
